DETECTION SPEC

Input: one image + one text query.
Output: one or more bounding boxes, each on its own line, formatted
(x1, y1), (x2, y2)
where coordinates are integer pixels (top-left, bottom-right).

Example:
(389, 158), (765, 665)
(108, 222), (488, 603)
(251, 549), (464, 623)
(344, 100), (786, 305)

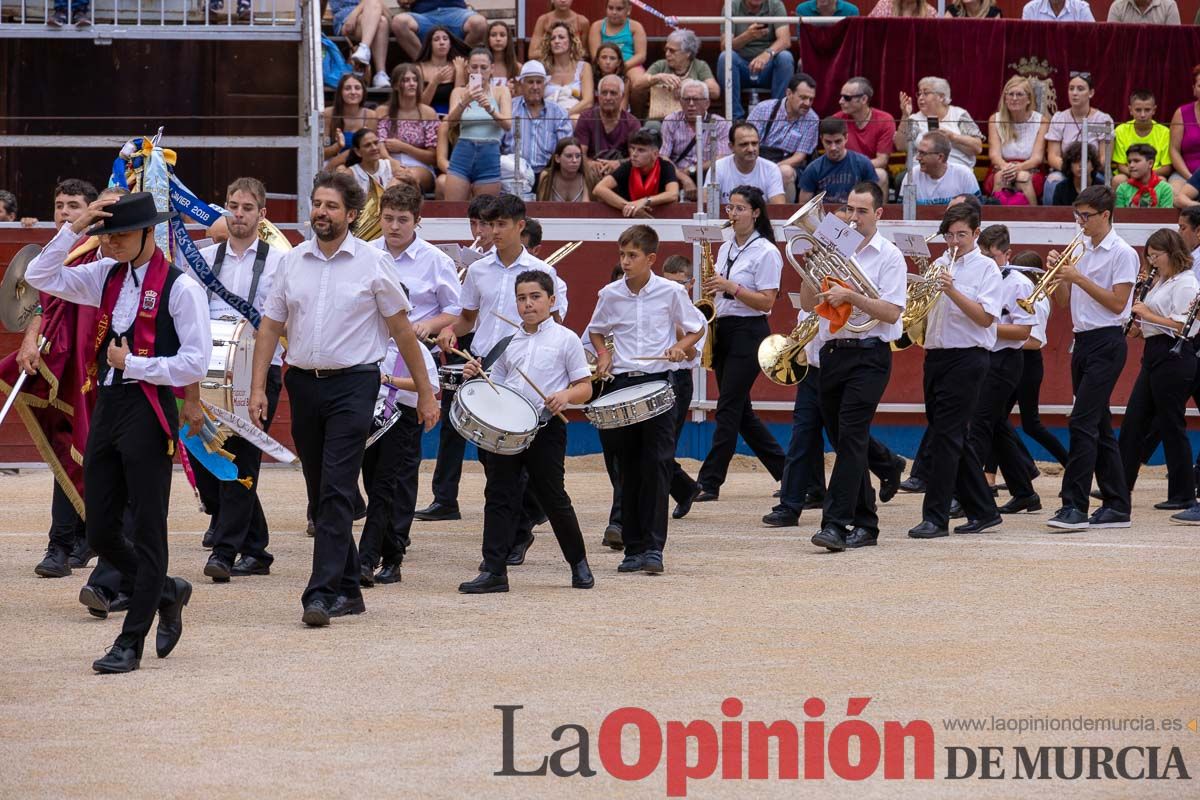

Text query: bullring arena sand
(1, 455), (1196, 799)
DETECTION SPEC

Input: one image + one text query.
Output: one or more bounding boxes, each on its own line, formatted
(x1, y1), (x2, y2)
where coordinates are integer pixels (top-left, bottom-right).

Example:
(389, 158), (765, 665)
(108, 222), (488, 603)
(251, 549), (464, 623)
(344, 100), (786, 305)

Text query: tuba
(353, 177), (384, 242)
(1018, 229), (1086, 314)
(757, 314), (821, 386)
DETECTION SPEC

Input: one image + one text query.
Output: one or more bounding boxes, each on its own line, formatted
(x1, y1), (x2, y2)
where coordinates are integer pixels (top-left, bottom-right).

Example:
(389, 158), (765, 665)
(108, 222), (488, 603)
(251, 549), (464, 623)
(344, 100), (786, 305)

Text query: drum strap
(210, 240), (269, 316)
(481, 334), (515, 370)
(383, 350), (409, 419)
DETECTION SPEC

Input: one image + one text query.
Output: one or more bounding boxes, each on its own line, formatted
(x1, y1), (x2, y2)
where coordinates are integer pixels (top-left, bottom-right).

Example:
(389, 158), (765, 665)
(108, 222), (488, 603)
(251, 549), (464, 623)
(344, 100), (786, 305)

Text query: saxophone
(694, 237), (718, 324)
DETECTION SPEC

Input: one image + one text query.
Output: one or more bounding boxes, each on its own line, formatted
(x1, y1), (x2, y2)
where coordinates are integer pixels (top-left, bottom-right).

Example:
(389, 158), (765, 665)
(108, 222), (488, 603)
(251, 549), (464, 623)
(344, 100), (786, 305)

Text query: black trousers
(1061, 327), (1130, 514)
(779, 365), (826, 514)
(359, 406), (422, 568)
(87, 506), (137, 598)
(195, 365), (281, 566)
(47, 480), (86, 552)
(697, 316), (785, 491)
(969, 349), (1037, 501)
(430, 333), (473, 507)
(286, 368), (377, 608)
(1010, 350), (1069, 466)
(84, 384), (182, 655)
(921, 348), (998, 528)
(1136, 341), (1200, 470)
(480, 418), (586, 575)
(1120, 336), (1197, 502)
(599, 373), (676, 555)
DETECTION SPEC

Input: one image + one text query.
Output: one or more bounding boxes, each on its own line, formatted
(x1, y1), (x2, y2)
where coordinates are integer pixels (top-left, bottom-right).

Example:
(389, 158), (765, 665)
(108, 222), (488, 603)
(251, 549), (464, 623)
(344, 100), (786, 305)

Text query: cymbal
(0, 244), (43, 332)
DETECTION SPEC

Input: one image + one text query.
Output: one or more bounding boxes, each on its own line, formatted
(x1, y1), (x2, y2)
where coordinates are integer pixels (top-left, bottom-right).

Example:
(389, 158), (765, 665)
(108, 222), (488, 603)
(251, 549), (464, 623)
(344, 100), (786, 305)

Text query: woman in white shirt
(986, 75), (1049, 205)
(1119, 229), (1199, 509)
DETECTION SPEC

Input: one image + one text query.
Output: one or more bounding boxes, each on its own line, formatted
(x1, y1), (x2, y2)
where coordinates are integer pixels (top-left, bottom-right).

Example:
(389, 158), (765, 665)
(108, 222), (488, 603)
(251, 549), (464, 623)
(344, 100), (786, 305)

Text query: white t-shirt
(901, 163), (981, 206)
(705, 156), (785, 205)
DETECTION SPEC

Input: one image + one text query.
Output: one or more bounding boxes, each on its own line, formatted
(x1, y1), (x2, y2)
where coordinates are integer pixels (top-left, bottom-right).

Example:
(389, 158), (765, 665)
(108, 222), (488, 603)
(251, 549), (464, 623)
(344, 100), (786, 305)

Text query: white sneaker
(371, 70), (391, 89)
(351, 42), (371, 66)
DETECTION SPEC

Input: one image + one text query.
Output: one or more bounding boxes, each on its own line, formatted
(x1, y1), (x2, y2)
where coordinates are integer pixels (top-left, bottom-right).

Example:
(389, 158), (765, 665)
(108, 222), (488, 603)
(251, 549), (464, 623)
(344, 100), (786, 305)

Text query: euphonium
(757, 314), (821, 386)
(353, 178), (384, 242)
(1017, 229), (1086, 314)
(897, 242), (957, 349)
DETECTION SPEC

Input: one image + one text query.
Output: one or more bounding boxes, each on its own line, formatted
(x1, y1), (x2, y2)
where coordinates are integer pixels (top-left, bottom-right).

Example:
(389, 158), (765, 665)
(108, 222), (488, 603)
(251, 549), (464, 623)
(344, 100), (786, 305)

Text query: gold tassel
(237, 476), (254, 490)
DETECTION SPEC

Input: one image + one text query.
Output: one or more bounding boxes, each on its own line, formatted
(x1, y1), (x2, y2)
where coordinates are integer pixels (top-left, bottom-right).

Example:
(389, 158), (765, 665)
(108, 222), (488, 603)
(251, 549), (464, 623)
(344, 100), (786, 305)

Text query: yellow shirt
(1112, 121), (1171, 170)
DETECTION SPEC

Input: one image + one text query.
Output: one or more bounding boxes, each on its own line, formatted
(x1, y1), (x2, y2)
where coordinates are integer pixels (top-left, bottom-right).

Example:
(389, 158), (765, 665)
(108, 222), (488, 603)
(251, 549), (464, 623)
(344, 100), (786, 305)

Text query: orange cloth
(815, 276), (853, 333)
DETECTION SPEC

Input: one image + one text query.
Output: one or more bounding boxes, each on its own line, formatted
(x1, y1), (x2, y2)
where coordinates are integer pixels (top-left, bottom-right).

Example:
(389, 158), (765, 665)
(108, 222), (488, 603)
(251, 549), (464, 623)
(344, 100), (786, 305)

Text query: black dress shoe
(693, 488), (719, 502)
(155, 578), (192, 659)
(642, 550), (664, 574)
(811, 525), (846, 552)
(844, 527), (878, 548)
(1154, 499), (1194, 511)
(414, 501), (461, 521)
(762, 505), (799, 527)
(998, 494), (1042, 514)
(949, 499), (965, 519)
(954, 515), (1003, 534)
(602, 525), (624, 550)
(330, 594), (367, 617)
(458, 571), (509, 593)
(879, 455), (907, 504)
(802, 493), (825, 510)
(907, 520), (948, 539)
(617, 553), (645, 572)
(93, 643), (140, 674)
(303, 598), (332, 627)
(204, 555), (232, 583)
(34, 546), (71, 578)
(360, 562), (376, 588)
(672, 485), (700, 519)
(202, 525), (215, 549)
(79, 585), (111, 619)
(571, 558), (594, 588)
(69, 540), (95, 569)
(230, 555), (271, 576)
(506, 534), (534, 566)
(375, 562), (402, 584)
(898, 476), (926, 493)
(110, 592), (131, 613)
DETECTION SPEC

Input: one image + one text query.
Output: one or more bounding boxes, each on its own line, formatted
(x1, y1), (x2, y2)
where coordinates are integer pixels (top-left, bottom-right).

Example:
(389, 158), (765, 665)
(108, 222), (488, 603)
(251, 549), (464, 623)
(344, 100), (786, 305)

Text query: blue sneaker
(1046, 506), (1089, 531)
(1088, 507), (1131, 529)
(1170, 504), (1200, 525)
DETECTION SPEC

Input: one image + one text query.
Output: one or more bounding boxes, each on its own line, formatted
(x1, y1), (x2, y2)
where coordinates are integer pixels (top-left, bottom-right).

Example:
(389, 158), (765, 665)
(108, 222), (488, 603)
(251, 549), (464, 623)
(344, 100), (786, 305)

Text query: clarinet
(1171, 288), (1200, 356)
(1122, 266), (1157, 335)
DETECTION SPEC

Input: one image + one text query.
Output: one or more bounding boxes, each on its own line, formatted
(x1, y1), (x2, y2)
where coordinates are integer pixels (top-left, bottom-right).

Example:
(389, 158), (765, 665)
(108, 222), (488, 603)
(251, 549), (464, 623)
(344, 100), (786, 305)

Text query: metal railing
(0, 0), (301, 39)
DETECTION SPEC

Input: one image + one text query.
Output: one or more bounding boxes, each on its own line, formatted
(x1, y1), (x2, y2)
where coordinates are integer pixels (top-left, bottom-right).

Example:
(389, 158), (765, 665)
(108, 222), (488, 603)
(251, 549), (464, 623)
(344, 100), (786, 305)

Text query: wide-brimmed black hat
(84, 191), (175, 236)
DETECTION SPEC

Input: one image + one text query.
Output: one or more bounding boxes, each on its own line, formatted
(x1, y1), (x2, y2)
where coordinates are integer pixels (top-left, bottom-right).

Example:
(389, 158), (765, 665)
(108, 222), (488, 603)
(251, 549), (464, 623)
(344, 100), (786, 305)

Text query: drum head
(591, 380), (671, 408)
(457, 380), (539, 432)
(229, 320), (255, 422)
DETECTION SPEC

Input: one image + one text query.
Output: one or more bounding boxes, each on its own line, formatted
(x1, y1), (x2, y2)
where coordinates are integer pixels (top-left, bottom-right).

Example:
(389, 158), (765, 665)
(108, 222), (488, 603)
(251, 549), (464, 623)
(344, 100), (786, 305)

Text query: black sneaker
(69, 539), (95, 568)
(1046, 507), (1089, 531)
(898, 476), (926, 493)
(617, 553), (645, 572)
(35, 546), (71, 578)
(1088, 507), (1131, 529)
(761, 505), (799, 527)
(642, 550), (664, 574)
(601, 524), (624, 550)
(46, 8), (67, 27)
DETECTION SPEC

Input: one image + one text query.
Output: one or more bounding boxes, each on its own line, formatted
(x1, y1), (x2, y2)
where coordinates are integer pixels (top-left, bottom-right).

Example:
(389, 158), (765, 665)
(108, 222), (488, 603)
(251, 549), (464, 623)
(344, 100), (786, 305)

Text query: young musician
(1119, 229), (1198, 509)
(659, 255), (703, 519)
(26, 191), (210, 673)
(195, 178), (286, 584)
(458, 271), (594, 593)
(587, 225), (707, 573)
(799, 182), (907, 550)
(1047, 185), (1137, 531)
(908, 203), (1004, 539)
(250, 172), (438, 628)
(694, 185), (786, 502)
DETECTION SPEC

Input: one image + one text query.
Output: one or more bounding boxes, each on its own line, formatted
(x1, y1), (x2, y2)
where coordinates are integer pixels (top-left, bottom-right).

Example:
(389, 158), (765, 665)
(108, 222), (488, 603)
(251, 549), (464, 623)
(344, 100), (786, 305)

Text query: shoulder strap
(207, 242), (227, 303)
(247, 241), (269, 310)
(763, 97), (785, 143)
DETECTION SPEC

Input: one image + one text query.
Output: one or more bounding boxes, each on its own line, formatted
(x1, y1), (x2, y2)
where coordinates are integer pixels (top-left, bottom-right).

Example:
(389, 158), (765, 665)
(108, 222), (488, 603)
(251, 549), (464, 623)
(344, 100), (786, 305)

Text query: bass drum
(200, 317), (255, 423)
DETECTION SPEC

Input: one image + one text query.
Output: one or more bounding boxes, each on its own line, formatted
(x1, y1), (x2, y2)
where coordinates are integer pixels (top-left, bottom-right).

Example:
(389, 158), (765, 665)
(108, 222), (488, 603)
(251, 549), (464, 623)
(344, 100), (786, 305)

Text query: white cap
(518, 61), (548, 81)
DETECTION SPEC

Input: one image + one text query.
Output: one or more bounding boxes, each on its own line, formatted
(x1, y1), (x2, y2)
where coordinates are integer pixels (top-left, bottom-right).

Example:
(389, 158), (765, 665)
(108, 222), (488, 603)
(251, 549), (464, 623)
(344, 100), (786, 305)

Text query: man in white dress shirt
(705, 122), (786, 206)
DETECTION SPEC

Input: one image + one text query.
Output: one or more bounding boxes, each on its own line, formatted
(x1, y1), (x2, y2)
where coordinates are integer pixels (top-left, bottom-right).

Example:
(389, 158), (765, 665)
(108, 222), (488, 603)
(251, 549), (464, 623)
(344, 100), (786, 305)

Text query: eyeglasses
(1005, 91), (1030, 99)
(725, 204), (750, 214)
(915, 149), (936, 158)
(1073, 210), (1098, 222)
(681, 95), (705, 104)
(839, 93), (865, 102)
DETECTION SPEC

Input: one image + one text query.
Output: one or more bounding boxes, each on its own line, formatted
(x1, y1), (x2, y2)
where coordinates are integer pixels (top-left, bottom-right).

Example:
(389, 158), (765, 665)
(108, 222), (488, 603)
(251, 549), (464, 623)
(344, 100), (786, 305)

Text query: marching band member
(27, 191), (210, 674)
(194, 178), (285, 584)
(1119, 229), (1198, 509)
(659, 255), (703, 519)
(694, 185), (786, 503)
(587, 225), (707, 574)
(1047, 186), (1137, 531)
(249, 172), (438, 628)
(801, 182), (907, 551)
(908, 203), (1004, 539)
(458, 270), (593, 593)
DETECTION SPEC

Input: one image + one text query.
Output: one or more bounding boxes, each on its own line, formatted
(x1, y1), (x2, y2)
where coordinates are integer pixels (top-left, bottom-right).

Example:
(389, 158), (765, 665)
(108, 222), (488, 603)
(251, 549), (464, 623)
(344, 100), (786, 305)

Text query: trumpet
(757, 314), (820, 386)
(1017, 229), (1086, 314)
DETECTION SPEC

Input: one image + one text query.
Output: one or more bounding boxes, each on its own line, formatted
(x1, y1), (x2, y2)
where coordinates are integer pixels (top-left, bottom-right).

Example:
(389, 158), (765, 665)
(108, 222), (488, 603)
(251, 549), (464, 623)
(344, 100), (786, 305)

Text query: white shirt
(923, 248), (1004, 350)
(459, 247), (566, 357)
(1070, 228), (1139, 333)
(1141, 272), (1199, 338)
(903, 107), (983, 170)
(901, 162), (981, 206)
(491, 318), (591, 414)
(1191, 244), (1200, 283)
(1022, 0), (1095, 20)
(1029, 290), (1052, 347)
(262, 233), (412, 370)
(822, 230), (907, 343)
(705, 156), (785, 205)
(25, 223), (211, 387)
(370, 235), (462, 324)
(992, 269), (1038, 352)
(377, 339), (441, 410)
(350, 161), (394, 193)
(199, 239), (285, 366)
(713, 234), (782, 318)
(585, 273), (707, 375)
(799, 309), (823, 369)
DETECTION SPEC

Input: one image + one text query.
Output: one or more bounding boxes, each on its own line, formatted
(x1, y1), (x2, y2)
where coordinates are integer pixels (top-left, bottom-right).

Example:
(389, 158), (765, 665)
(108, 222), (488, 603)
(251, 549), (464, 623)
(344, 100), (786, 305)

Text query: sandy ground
(0, 455), (1197, 799)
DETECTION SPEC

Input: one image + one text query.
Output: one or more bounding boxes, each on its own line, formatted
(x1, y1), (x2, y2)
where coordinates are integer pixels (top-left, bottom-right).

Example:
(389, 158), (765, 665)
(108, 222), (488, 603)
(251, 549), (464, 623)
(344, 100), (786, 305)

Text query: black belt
(290, 364), (378, 379)
(823, 337), (884, 350)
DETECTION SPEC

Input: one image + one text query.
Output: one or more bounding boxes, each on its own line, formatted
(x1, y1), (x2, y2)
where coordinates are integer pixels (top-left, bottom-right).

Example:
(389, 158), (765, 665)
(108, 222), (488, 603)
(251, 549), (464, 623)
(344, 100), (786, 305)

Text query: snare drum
(438, 364), (465, 392)
(449, 379), (540, 454)
(584, 380), (676, 429)
(200, 317), (255, 423)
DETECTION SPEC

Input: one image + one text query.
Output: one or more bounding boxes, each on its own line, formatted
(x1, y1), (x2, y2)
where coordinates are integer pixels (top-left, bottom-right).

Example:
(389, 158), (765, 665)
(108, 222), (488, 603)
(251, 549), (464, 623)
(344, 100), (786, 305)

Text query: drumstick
(490, 310), (522, 330)
(511, 364), (570, 424)
(422, 336), (500, 395)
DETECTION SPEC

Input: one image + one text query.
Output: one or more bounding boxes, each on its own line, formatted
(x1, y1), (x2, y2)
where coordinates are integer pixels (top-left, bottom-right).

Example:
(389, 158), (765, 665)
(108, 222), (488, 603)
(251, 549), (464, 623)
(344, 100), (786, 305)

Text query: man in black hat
(26, 191), (211, 674)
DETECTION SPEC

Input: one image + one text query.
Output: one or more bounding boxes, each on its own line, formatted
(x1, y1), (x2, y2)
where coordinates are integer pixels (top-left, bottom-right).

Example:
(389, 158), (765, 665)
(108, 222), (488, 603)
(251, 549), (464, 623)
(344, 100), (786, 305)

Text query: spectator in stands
(986, 75), (1048, 205)
(900, 131), (981, 205)
(869, 0), (936, 15)
(392, 0), (487, 61)
(1107, 0), (1180, 23)
(328, 0), (392, 89)
(944, 0), (1002, 15)
(638, 29), (719, 121)
(522, 218), (544, 254)
(576, 74), (642, 183)
(376, 64), (440, 194)
(530, 0), (591, 61)
(797, 118), (878, 204)
(0, 190), (15, 221)
(444, 48), (513, 201)
(588, 1), (648, 92)
(706, 122), (787, 205)
(1116, 144), (1174, 208)
(541, 20), (595, 119)
(323, 74), (373, 168)
(1051, 142), (1102, 206)
(49, 0), (90, 27)
(1113, 90), (1172, 188)
(1173, 170), (1200, 207)
(592, 43), (632, 112)
(1169, 66), (1200, 195)
(796, 0), (860, 16)
(537, 137), (594, 202)
(895, 76), (984, 172)
(416, 27), (468, 115)
(487, 21), (522, 88)
(1043, 72), (1114, 205)
(718, 0), (796, 121)
(342, 129), (406, 194)
(503, 61), (574, 181)
(1020, 0), (1094, 20)
(833, 76), (896, 192)
(747, 73), (819, 194)
(593, 129), (681, 217)
(661, 80), (733, 198)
